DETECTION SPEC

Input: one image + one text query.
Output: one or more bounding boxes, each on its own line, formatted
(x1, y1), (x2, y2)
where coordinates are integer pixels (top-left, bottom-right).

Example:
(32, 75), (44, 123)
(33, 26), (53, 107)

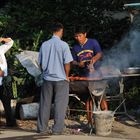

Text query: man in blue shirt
(72, 27), (102, 76)
(71, 26), (108, 124)
(37, 22), (73, 135)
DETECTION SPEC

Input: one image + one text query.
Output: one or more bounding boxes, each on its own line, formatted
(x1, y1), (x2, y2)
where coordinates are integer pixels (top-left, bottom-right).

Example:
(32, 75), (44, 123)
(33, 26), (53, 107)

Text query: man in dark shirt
(71, 26), (108, 124)
(72, 27), (102, 77)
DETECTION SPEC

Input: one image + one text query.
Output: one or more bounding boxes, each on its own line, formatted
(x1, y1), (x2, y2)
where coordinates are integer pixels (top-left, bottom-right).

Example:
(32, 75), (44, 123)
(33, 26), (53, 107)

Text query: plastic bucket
(93, 111), (114, 136)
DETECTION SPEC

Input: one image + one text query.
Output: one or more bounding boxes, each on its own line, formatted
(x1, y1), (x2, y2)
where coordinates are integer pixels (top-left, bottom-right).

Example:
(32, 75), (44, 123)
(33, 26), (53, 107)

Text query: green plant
(126, 86), (140, 109)
(32, 30), (43, 51)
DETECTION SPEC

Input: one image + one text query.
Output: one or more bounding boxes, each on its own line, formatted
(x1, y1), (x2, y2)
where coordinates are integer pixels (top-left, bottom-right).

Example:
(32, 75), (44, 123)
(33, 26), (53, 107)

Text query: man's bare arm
(64, 63), (71, 81)
(91, 52), (102, 64)
(0, 37), (13, 53)
(0, 37), (12, 43)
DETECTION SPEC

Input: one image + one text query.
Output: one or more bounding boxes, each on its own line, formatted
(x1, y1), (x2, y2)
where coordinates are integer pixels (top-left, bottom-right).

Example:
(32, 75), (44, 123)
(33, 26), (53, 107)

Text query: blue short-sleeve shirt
(38, 35), (73, 81)
(72, 39), (102, 69)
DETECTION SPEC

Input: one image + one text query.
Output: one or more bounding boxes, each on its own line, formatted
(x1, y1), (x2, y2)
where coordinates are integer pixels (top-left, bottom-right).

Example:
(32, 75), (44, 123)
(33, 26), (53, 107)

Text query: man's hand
(90, 52), (102, 64)
(0, 37), (12, 43)
(0, 38), (3, 42)
(88, 63), (95, 73)
(72, 60), (85, 68)
(90, 58), (96, 64)
(79, 61), (85, 68)
(66, 76), (70, 82)
(0, 70), (4, 77)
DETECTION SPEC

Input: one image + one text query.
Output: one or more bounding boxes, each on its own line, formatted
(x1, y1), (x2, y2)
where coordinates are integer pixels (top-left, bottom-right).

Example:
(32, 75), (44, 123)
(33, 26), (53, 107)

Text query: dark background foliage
(0, 0), (132, 50)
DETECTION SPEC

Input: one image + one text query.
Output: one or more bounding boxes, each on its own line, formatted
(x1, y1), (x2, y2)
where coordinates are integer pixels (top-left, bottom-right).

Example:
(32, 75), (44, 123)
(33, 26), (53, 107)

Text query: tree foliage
(0, 0), (133, 98)
(0, 0), (131, 50)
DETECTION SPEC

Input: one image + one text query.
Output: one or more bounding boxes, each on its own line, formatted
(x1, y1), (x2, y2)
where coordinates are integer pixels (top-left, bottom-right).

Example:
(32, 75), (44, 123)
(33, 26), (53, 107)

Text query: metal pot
(123, 67), (140, 74)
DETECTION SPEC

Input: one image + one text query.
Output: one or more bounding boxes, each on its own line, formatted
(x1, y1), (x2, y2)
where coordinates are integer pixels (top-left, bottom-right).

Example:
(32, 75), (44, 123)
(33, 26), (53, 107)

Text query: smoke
(102, 25), (140, 70)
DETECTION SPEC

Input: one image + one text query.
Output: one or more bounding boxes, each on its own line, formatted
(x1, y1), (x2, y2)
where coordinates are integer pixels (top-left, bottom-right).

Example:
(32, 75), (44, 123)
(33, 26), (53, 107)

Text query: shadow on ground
(0, 127), (50, 140)
(0, 134), (50, 140)
(116, 116), (140, 129)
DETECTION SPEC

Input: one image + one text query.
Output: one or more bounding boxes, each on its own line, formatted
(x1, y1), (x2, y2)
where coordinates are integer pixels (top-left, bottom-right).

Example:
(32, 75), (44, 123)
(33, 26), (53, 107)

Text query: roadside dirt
(0, 116), (140, 140)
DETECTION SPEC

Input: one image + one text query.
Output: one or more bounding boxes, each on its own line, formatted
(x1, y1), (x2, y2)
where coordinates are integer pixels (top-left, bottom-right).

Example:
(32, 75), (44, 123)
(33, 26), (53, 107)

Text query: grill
(69, 66), (140, 124)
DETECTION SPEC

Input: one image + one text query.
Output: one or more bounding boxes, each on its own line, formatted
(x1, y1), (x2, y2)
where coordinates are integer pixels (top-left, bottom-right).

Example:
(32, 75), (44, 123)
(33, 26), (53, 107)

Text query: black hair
(74, 26), (87, 34)
(50, 22), (63, 33)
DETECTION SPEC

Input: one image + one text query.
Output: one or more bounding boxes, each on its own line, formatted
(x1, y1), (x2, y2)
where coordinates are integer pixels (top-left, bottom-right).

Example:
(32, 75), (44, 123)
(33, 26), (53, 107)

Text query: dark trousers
(37, 80), (69, 133)
(0, 86), (16, 126)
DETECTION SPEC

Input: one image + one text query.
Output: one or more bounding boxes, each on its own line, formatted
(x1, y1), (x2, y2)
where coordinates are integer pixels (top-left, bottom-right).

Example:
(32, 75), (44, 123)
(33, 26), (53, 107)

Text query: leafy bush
(126, 86), (140, 109)
(0, 0), (133, 99)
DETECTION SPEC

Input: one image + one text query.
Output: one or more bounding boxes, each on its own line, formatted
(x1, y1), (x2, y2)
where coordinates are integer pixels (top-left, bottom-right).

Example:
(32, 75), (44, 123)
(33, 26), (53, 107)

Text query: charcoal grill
(69, 70), (140, 125)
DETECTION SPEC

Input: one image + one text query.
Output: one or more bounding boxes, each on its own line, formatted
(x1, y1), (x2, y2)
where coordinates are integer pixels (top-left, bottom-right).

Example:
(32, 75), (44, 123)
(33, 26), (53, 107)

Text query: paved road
(0, 129), (128, 140)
